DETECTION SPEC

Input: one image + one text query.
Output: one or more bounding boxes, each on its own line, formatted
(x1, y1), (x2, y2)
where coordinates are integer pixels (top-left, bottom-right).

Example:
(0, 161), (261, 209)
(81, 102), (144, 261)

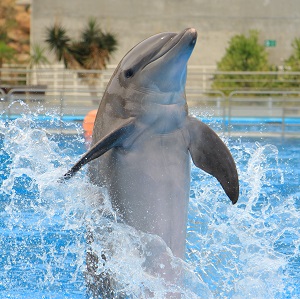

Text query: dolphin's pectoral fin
(60, 118), (136, 181)
(186, 116), (239, 204)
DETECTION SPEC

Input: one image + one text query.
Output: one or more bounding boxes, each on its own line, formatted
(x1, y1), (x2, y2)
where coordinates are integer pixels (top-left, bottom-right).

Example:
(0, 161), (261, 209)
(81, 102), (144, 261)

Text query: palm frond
(29, 44), (49, 67)
(45, 24), (71, 67)
(45, 19), (118, 70)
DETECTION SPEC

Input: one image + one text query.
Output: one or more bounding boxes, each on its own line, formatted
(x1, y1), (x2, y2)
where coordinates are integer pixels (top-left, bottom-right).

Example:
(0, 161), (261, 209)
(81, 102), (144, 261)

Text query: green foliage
(45, 25), (71, 67)
(282, 38), (300, 88)
(0, 41), (16, 67)
(284, 38), (300, 71)
(217, 30), (269, 71)
(29, 44), (49, 68)
(212, 31), (274, 93)
(0, 1), (17, 67)
(45, 18), (118, 70)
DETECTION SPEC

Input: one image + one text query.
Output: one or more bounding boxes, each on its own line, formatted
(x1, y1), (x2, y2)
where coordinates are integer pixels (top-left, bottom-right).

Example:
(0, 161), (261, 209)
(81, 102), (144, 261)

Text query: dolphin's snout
(187, 28), (197, 40)
(181, 28), (197, 47)
(187, 27), (197, 34)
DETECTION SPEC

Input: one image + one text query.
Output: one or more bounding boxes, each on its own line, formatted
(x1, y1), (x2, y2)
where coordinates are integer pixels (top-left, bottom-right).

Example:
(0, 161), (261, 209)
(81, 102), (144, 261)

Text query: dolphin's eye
(124, 69), (134, 78)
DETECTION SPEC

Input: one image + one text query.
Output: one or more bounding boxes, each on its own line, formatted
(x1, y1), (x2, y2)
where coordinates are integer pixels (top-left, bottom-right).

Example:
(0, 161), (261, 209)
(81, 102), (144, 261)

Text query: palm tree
(28, 44), (49, 84)
(46, 18), (118, 69)
(45, 24), (74, 68)
(70, 18), (117, 70)
(29, 44), (49, 68)
(45, 18), (118, 100)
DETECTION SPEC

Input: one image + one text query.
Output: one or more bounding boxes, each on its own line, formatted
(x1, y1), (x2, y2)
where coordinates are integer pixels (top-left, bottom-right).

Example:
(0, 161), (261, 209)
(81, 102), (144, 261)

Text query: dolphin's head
(111, 28), (197, 95)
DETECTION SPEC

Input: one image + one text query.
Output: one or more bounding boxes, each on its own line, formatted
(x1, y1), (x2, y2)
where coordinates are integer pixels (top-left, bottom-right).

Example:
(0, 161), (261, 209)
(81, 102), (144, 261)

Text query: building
(31, 0), (300, 67)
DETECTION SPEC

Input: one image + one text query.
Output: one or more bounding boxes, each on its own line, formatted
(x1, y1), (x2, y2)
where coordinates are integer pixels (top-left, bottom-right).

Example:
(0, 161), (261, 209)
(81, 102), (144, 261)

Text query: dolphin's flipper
(61, 118), (135, 181)
(186, 116), (239, 204)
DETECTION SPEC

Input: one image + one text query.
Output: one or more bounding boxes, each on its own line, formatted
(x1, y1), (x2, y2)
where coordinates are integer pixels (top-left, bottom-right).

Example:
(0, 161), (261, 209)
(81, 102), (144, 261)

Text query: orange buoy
(83, 109), (97, 146)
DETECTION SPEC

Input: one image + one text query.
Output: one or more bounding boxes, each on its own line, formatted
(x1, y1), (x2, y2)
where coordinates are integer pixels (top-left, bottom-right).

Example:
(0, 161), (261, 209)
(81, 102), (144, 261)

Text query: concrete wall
(31, 0), (300, 67)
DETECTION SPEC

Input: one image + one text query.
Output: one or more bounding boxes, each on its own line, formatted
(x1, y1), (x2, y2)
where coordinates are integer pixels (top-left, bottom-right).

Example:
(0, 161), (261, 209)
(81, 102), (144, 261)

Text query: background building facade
(31, 0), (300, 67)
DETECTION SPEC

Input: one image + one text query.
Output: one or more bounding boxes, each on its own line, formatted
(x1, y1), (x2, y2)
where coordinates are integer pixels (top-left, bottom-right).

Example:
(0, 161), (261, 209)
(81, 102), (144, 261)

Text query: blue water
(0, 114), (299, 298)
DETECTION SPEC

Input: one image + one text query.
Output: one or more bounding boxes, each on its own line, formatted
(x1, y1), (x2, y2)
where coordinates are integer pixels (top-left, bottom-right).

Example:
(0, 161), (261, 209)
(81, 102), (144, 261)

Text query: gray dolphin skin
(63, 28), (239, 297)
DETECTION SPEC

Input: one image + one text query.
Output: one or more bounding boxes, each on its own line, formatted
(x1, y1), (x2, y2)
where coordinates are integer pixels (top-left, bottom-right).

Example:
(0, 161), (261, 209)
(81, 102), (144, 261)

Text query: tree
(285, 38), (300, 71)
(283, 38), (300, 88)
(217, 30), (269, 71)
(28, 44), (49, 84)
(29, 44), (49, 68)
(212, 30), (273, 93)
(69, 18), (118, 70)
(45, 18), (118, 100)
(45, 25), (72, 68)
(45, 18), (117, 71)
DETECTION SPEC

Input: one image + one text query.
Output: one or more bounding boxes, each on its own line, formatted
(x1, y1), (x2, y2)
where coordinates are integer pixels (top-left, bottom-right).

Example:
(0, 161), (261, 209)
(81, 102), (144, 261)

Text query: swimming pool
(0, 115), (299, 298)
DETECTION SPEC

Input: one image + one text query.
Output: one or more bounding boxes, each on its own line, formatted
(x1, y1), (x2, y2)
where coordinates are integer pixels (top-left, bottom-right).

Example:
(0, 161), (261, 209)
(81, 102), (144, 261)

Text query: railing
(1, 86), (299, 137)
(1, 67), (300, 137)
(0, 66), (116, 91)
(2, 66), (300, 92)
(0, 87), (102, 118)
(227, 90), (300, 138)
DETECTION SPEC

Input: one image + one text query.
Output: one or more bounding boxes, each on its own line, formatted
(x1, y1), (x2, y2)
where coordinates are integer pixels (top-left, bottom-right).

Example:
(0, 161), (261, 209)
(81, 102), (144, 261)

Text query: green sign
(264, 40), (277, 47)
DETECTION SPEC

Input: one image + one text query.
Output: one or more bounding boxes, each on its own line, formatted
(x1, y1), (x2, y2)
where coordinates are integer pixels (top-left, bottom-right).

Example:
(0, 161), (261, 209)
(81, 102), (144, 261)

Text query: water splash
(0, 113), (299, 298)
(188, 139), (299, 299)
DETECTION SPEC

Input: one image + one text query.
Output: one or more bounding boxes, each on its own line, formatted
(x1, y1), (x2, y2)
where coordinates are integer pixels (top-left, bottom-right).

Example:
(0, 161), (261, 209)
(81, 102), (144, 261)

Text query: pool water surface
(0, 115), (299, 298)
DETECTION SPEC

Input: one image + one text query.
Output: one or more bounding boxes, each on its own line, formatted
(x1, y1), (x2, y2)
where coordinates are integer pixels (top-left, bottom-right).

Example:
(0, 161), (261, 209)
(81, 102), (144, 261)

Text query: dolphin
(62, 28), (239, 297)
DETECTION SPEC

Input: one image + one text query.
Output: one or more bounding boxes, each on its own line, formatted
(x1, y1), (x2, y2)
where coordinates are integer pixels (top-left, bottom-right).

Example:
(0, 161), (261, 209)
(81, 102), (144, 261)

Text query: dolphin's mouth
(145, 28), (197, 67)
